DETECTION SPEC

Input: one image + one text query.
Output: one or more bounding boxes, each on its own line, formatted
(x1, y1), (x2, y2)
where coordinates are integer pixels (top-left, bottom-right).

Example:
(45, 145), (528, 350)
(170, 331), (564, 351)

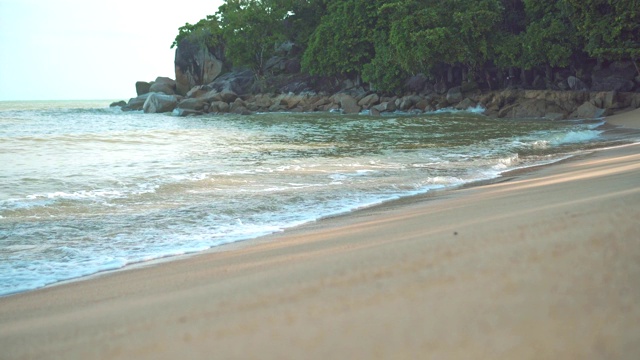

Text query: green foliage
(301, 0), (378, 77)
(174, 0), (640, 89)
(362, 32), (407, 93)
(217, 0), (293, 74)
(519, 0), (578, 69)
(171, 15), (222, 49)
(384, 0), (502, 77)
(565, 0), (640, 60)
(285, 0), (328, 47)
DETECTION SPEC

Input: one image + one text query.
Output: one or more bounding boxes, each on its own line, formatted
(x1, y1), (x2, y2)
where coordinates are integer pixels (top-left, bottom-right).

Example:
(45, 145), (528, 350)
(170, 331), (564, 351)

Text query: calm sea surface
(0, 100), (636, 296)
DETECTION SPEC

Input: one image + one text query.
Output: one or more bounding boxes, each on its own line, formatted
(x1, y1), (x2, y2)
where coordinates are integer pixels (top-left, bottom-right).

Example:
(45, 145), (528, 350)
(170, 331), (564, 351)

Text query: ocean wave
(556, 129), (603, 144)
(2, 105), (627, 297)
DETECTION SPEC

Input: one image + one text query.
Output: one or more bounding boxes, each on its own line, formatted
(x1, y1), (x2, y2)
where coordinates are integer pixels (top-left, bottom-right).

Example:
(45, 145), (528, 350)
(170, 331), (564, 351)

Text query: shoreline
(1, 111), (639, 358)
(2, 108), (639, 298)
(0, 141), (619, 298)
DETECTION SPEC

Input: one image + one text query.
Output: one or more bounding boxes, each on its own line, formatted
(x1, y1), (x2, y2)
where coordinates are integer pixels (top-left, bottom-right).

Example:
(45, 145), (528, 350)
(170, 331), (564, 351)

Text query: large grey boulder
(397, 97), (414, 111)
(148, 77), (176, 95)
(122, 93), (153, 111)
(333, 94), (361, 114)
(110, 100), (126, 108)
(358, 93), (380, 108)
(209, 69), (255, 95)
(592, 91), (617, 109)
(498, 99), (565, 119)
(174, 37), (224, 96)
(569, 101), (606, 119)
(405, 74), (429, 93)
(177, 98), (207, 111)
(372, 101), (397, 113)
(591, 61), (636, 92)
(135, 81), (151, 96)
(455, 98), (477, 110)
(143, 93), (178, 113)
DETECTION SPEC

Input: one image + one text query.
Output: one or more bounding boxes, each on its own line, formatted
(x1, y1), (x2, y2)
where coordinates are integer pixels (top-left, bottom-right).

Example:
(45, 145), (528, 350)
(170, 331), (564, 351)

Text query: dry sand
(1, 111), (639, 359)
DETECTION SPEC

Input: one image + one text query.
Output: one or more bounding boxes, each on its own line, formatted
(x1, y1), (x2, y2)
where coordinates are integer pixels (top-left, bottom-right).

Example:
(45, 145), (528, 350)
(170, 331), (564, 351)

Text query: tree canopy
(175, 0), (640, 92)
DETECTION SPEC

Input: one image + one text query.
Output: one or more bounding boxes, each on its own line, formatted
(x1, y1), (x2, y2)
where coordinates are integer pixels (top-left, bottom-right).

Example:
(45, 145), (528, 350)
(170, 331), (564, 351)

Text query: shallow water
(0, 100), (635, 296)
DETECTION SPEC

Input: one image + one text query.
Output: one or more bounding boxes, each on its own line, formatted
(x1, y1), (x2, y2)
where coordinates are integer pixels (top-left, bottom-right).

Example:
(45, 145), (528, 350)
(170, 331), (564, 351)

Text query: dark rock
(398, 97), (414, 111)
(446, 86), (463, 104)
(209, 101), (230, 113)
(218, 90), (238, 103)
(230, 99), (251, 115)
(122, 93), (153, 111)
(174, 37), (224, 96)
(567, 76), (588, 91)
(149, 77), (176, 95)
(421, 82), (435, 95)
(569, 101), (606, 119)
(109, 100), (126, 107)
(592, 76), (635, 92)
(610, 61), (637, 77)
(311, 97), (330, 110)
(269, 103), (286, 112)
(592, 91), (617, 109)
(632, 94), (640, 109)
(284, 59), (302, 74)
(252, 94), (274, 109)
(135, 81), (151, 96)
(455, 98), (477, 110)
(341, 95), (361, 114)
(531, 75), (546, 90)
(279, 80), (313, 94)
(278, 94), (302, 109)
(143, 93), (178, 113)
(556, 80), (569, 91)
(405, 74), (429, 93)
(177, 98), (207, 111)
(358, 93), (380, 108)
(498, 99), (550, 119)
(231, 106), (252, 115)
(434, 81), (448, 95)
(265, 56), (285, 73)
(414, 99), (433, 112)
(371, 101), (396, 113)
(209, 69), (255, 95)
(460, 81), (479, 93)
(186, 85), (211, 98)
(591, 61), (636, 92)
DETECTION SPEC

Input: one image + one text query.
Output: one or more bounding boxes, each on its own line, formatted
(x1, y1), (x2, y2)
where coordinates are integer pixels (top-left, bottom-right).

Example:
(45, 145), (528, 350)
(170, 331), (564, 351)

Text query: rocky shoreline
(113, 57), (640, 120)
(113, 79), (640, 121)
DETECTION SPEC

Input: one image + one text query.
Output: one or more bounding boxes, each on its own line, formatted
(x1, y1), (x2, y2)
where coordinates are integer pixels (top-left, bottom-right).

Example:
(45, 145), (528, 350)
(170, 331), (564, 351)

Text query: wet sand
(1, 110), (639, 359)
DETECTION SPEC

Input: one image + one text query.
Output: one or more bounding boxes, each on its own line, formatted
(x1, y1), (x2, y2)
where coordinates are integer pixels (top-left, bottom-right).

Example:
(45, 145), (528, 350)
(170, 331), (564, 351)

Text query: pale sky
(0, 0), (224, 101)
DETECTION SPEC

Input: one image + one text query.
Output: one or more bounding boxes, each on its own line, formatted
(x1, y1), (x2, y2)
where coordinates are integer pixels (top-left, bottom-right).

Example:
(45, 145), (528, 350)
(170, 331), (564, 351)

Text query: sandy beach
(1, 109), (639, 359)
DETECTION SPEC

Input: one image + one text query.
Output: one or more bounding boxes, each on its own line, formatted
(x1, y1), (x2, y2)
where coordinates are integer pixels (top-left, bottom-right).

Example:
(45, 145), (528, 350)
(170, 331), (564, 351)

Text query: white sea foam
(556, 130), (602, 144)
(1, 103), (628, 297)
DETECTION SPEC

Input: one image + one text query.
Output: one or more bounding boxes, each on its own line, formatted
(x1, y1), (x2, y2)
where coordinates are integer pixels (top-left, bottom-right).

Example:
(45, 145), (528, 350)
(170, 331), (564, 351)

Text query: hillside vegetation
(173, 0), (639, 93)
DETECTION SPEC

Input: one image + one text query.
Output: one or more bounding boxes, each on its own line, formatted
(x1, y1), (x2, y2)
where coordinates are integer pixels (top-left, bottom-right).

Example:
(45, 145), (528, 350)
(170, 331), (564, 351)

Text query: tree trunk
(545, 64), (553, 84)
(508, 67), (516, 87)
(520, 68), (528, 87)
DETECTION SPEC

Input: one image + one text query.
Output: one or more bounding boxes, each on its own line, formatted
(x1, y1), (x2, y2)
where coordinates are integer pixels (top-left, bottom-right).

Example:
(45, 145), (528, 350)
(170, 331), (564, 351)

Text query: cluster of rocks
(114, 73), (640, 121)
(112, 56), (640, 120)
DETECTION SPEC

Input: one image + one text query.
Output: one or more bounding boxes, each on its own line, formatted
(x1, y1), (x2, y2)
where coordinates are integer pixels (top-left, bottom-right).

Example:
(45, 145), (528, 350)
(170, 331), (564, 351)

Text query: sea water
(0, 100), (636, 296)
